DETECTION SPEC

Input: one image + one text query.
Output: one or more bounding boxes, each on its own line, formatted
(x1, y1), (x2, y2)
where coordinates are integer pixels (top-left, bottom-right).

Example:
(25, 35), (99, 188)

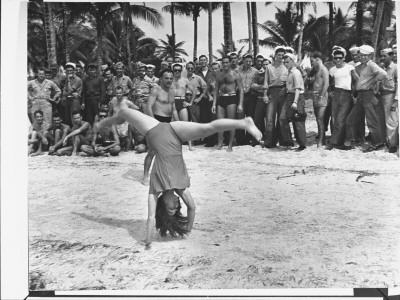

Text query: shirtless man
(47, 112), (71, 155)
(212, 56), (244, 151)
(109, 86), (139, 151)
(228, 52), (240, 73)
(142, 68), (180, 185)
(57, 111), (93, 156)
(91, 110), (121, 156)
(28, 110), (51, 156)
(171, 63), (196, 150)
(310, 51), (330, 147)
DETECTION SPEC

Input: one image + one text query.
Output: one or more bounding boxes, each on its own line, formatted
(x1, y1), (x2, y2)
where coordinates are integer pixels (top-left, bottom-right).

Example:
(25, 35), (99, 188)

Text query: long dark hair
(155, 193), (189, 238)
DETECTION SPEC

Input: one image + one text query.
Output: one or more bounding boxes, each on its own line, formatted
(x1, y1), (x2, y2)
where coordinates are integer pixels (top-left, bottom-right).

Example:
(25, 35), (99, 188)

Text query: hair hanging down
(155, 194), (189, 238)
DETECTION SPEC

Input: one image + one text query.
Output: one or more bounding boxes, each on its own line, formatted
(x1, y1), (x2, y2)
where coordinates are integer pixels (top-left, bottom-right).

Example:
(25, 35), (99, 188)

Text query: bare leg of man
(315, 107), (327, 147)
(72, 135), (81, 156)
(178, 109), (194, 151)
(216, 106), (226, 150)
(225, 104), (238, 152)
(28, 132), (38, 156)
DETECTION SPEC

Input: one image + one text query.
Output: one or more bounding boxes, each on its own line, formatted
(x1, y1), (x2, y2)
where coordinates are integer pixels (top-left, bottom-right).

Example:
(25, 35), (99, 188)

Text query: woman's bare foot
(244, 117), (262, 142)
(141, 176), (150, 186)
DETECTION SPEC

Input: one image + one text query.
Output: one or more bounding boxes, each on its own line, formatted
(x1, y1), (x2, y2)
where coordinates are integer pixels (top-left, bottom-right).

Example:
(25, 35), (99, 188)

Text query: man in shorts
(142, 68), (180, 185)
(47, 112), (71, 155)
(310, 51), (330, 147)
(28, 110), (51, 156)
(91, 110), (121, 156)
(212, 56), (244, 151)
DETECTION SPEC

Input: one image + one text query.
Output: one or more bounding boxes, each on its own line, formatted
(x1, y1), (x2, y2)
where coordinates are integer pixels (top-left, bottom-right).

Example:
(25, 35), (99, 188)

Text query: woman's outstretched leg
(171, 117), (262, 143)
(97, 108), (159, 136)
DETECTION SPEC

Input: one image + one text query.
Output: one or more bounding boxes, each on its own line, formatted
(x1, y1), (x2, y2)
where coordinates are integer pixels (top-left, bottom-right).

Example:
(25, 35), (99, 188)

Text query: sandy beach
(28, 99), (400, 290)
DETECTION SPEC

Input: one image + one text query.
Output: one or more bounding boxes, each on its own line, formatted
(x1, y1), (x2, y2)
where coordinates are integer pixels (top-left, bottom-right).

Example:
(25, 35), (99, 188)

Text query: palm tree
(371, 0), (385, 59)
(247, 3), (253, 54)
(328, 2), (334, 54)
(251, 2), (259, 57)
(43, 2), (58, 67)
(292, 2), (317, 60)
(214, 41), (245, 60)
(155, 34), (188, 60)
(223, 3), (233, 53)
(356, 0), (364, 45)
(208, 2), (213, 63)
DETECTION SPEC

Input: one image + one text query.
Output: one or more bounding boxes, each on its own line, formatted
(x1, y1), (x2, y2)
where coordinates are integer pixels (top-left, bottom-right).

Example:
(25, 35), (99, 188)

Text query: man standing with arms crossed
(142, 69), (181, 185)
(212, 56), (244, 152)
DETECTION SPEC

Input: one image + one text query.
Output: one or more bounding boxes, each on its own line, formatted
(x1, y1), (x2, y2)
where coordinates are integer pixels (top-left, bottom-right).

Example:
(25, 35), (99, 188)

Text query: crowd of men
(27, 43), (399, 157)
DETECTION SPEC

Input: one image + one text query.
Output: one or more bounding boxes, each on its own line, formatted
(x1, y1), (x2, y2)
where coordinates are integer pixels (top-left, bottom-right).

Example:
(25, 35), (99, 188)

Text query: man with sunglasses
(91, 110), (121, 156)
(171, 63), (196, 119)
(345, 45), (387, 152)
(326, 48), (359, 150)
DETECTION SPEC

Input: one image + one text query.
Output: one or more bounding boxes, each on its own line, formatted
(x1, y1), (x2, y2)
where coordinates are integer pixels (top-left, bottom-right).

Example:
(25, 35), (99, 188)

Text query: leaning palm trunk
(328, 2), (334, 54)
(251, 2), (259, 57)
(371, 1), (385, 60)
(43, 2), (57, 67)
(297, 5), (304, 62)
(208, 2), (213, 63)
(62, 2), (71, 63)
(193, 16), (198, 59)
(247, 2), (253, 54)
(356, 0), (364, 45)
(96, 18), (104, 65)
(171, 3), (175, 58)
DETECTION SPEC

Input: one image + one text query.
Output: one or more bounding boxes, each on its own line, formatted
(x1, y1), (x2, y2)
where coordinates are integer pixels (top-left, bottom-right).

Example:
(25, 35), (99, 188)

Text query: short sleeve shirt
(329, 64), (355, 91)
(286, 67), (304, 94)
(111, 75), (134, 95)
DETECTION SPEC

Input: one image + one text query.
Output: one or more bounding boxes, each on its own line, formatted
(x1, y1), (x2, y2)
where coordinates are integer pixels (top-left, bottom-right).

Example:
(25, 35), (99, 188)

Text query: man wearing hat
(254, 53), (265, 71)
(63, 62), (84, 127)
(280, 53), (307, 151)
(262, 45), (289, 148)
(378, 48), (398, 153)
(145, 64), (159, 84)
(349, 46), (361, 67)
(111, 61), (134, 100)
(237, 53), (259, 145)
(133, 62), (156, 114)
(28, 67), (61, 124)
(345, 45), (387, 152)
(75, 63), (87, 81)
(82, 63), (106, 125)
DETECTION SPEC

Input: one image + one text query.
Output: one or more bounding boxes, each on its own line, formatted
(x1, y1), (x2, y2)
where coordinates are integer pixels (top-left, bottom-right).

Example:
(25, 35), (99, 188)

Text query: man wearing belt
(212, 56), (244, 152)
(237, 53), (258, 145)
(345, 45), (387, 153)
(133, 62), (156, 114)
(28, 67), (61, 124)
(187, 61), (207, 121)
(378, 48), (398, 153)
(62, 63), (83, 127)
(110, 62), (134, 101)
(280, 53), (307, 151)
(82, 63), (106, 125)
(326, 48), (359, 150)
(262, 46), (289, 148)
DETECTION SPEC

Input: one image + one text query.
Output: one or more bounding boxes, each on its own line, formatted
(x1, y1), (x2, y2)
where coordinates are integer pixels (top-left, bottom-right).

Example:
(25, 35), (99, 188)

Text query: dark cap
(87, 63), (97, 69)
(50, 63), (58, 69)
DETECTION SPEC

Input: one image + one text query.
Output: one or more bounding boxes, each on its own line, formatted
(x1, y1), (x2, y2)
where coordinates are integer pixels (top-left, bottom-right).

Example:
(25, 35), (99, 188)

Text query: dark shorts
(154, 114), (172, 123)
(95, 138), (115, 147)
(217, 95), (237, 109)
(312, 91), (329, 108)
(174, 97), (186, 112)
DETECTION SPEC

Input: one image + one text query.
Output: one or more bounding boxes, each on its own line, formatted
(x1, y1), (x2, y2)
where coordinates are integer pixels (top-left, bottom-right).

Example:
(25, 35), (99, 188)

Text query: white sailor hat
(274, 46), (286, 54)
(331, 46), (346, 57)
(381, 48), (394, 55)
(65, 62), (76, 69)
(359, 45), (374, 55)
(284, 46), (295, 54)
(146, 64), (156, 70)
(136, 61), (146, 69)
(171, 63), (184, 69)
(115, 61), (124, 68)
(392, 44), (397, 51)
(227, 51), (238, 57)
(242, 53), (253, 59)
(349, 46), (360, 54)
(255, 53), (264, 59)
(283, 53), (296, 61)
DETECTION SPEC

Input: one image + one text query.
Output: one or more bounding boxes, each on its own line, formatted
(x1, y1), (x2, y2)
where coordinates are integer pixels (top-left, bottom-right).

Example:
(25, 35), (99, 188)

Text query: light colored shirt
(28, 79), (61, 100)
(63, 75), (83, 99)
(380, 61), (397, 93)
(265, 63), (288, 87)
(111, 75), (134, 96)
(238, 66), (258, 93)
(286, 67), (304, 94)
(133, 77), (155, 98)
(187, 73), (207, 96)
(144, 75), (159, 84)
(356, 60), (387, 91)
(329, 64), (355, 91)
(348, 61), (361, 67)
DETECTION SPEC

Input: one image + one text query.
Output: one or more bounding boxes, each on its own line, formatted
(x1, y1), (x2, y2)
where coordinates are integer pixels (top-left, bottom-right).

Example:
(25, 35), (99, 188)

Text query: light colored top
(265, 63), (288, 87)
(348, 61), (361, 67)
(187, 73), (207, 96)
(286, 67), (304, 94)
(144, 75), (159, 84)
(380, 61), (397, 93)
(111, 75), (134, 95)
(133, 77), (156, 98)
(356, 60), (387, 91)
(329, 64), (355, 91)
(28, 79), (61, 100)
(238, 66), (258, 93)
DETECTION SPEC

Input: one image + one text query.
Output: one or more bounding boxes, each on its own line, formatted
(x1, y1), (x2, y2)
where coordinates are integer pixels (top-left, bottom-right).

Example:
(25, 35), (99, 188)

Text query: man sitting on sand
(57, 111), (93, 156)
(91, 110), (121, 156)
(47, 112), (71, 155)
(28, 110), (51, 156)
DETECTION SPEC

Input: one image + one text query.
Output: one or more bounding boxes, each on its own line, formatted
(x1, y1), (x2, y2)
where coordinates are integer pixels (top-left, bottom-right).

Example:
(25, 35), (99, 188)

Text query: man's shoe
(342, 145), (355, 151)
(362, 146), (376, 153)
(325, 144), (334, 150)
(204, 143), (216, 147)
(295, 146), (307, 151)
(375, 143), (385, 150)
(389, 146), (398, 153)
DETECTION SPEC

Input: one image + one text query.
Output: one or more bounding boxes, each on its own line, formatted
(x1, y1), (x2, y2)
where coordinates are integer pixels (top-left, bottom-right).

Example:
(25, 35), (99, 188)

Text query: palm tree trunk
(223, 3), (233, 53)
(43, 2), (57, 67)
(122, 3), (132, 66)
(193, 15), (198, 59)
(208, 2), (213, 63)
(171, 2), (175, 58)
(328, 2), (334, 54)
(356, 0), (364, 45)
(372, 1), (385, 59)
(251, 2), (259, 58)
(247, 2), (253, 54)
(62, 3), (70, 63)
(297, 4), (304, 62)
